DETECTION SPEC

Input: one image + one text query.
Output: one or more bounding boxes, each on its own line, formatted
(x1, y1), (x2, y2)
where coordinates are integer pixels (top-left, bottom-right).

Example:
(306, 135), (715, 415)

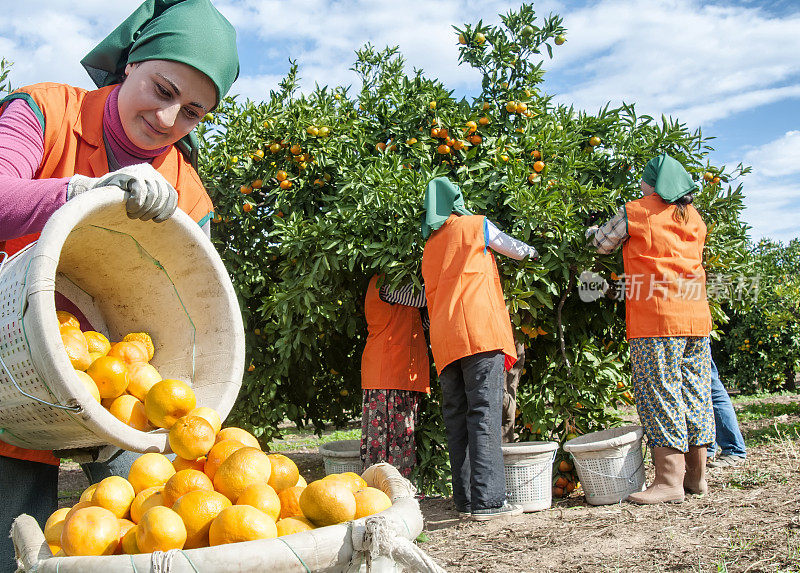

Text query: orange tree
(198, 3), (749, 494)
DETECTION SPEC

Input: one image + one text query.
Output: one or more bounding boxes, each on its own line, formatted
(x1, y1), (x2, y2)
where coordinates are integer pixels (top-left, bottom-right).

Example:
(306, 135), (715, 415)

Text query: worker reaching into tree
(420, 177), (538, 520)
(0, 0), (239, 567)
(587, 153), (714, 504)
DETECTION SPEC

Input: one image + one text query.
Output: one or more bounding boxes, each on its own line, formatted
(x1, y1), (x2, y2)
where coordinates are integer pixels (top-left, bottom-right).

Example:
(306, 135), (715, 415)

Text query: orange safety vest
(422, 214), (517, 374)
(0, 82), (214, 256)
(0, 83), (213, 465)
(360, 276), (430, 393)
(622, 193), (712, 339)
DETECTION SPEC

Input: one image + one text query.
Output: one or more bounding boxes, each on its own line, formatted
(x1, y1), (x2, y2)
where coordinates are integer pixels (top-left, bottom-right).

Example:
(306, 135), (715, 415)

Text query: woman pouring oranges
(0, 0), (239, 567)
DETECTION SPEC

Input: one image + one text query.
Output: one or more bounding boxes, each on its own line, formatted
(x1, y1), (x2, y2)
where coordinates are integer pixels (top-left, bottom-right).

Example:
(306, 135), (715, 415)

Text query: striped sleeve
(378, 283), (427, 308)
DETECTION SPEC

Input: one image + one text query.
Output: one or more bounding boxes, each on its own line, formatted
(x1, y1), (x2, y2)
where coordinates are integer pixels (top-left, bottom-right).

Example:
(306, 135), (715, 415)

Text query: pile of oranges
(51, 311), (393, 557)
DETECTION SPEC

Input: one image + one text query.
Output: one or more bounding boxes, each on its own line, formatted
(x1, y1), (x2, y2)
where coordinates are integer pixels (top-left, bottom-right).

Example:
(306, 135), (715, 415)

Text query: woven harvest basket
(501, 441), (558, 512)
(320, 439), (364, 475)
(564, 425), (645, 505)
(0, 188), (244, 452)
(12, 463), (425, 573)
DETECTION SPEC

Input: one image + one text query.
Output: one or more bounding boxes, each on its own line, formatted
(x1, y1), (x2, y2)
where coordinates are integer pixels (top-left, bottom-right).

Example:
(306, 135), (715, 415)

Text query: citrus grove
(198, 3), (750, 495)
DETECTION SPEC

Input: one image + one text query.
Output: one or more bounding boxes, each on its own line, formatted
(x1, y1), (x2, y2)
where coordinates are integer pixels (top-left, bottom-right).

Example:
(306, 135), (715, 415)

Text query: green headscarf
(420, 177), (472, 238)
(641, 153), (698, 203)
(81, 0), (239, 105)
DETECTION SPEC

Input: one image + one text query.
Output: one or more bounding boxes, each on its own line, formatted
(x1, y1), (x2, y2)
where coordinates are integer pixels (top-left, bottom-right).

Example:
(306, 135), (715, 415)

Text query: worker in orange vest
(360, 275), (431, 478)
(0, 1), (239, 565)
(587, 154), (713, 504)
(421, 177), (538, 520)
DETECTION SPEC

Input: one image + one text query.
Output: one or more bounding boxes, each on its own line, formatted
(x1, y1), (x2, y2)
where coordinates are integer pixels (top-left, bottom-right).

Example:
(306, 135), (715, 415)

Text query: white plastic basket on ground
(563, 425), (645, 505)
(501, 441), (558, 512)
(320, 439), (364, 475)
(0, 188), (244, 453)
(12, 463), (444, 573)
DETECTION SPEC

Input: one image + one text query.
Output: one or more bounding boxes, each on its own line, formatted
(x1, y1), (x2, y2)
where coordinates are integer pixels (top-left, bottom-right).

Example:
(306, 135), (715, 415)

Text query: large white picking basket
(320, 439), (364, 475)
(0, 189), (245, 453)
(564, 425), (645, 505)
(13, 463), (432, 573)
(502, 441), (558, 512)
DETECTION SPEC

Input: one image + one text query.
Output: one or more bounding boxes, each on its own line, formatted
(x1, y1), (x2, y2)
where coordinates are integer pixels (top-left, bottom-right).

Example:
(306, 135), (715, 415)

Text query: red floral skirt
(360, 389), (420, 478)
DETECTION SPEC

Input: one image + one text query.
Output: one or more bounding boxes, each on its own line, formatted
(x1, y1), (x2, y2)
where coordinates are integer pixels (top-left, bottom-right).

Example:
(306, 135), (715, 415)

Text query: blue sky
(1, 0), (798, 242)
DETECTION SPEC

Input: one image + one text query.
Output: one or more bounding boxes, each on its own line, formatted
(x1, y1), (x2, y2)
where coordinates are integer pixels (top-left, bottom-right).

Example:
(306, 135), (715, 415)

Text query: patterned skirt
(360, 389), (420, 478)
(629, 336), (714, 451)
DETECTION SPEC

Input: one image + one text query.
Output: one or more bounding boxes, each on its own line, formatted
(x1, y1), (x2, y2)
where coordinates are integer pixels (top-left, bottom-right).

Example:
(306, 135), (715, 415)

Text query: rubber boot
(627, 446), (686, 504)
(683, 445), (708, 496)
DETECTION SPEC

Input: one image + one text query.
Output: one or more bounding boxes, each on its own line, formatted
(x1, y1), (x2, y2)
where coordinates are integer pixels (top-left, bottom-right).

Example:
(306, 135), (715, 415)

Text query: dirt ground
(57, 395), (800, 572)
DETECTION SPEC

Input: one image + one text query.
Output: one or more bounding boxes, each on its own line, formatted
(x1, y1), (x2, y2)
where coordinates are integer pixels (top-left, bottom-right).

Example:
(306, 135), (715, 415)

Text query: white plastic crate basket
(564, 425), (645, 505)
(320, 439), (364, 475)
(501, 441), (558, 512)
(0, 189), (245, 452)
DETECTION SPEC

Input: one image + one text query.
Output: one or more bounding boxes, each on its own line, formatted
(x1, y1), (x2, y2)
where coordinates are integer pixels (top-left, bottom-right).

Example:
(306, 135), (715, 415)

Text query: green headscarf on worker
(641, 153), (698, 203)
(421, 177), (472, 238)
(81, 0), (239, 164)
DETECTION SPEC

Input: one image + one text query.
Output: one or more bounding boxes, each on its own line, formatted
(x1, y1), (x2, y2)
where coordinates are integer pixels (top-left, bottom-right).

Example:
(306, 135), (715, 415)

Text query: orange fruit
(44, 507), (71, 546)
(237, 483), (281, 521)
(86, 355), (129, 399)
(115, 518), (135, 554)
(276, 516), (315, 536)
(130, 486), (165, 524)
(61, 327), (91, 371)
(107, 341), (149, 365)
(208, 505), (278, 546)
(121, 525), (139, 554)
(324, 472), (366, 494)
(83, 331), (111, 355)
(126, 362), (162, 402)
(188, 407), (222, 435)
(266, 454), (300, 493)
(64, 501), (95, 525)
(75, 370), (101, 402)
(169, 415), (216, 460)
(277, 486), (305, 520)
(145, 379), (197, 429)
(204, 440), (246, 481)
(92, 476), (135, 519)
(108, 395), (151, 431)
(533, 160), (545, 172)
(136, 506), (187, 552)
(299, 479), (356, 527)
(163, 469), (214, 507)
(215, 427), (260, 450)
(213, 447), (272, 503)
(296, 475), (307, 488)
(79, 484), (98, 503)
(57, 310), (80, 330)
(128, 453), (176, 494)
(129, 336), (155, 360)
(353, 487), (392, 519)
(174, 456), (206, 473)
(172, 490), (232, 549)
(48, 543), (61, 556)
(60, 506), (119, 556)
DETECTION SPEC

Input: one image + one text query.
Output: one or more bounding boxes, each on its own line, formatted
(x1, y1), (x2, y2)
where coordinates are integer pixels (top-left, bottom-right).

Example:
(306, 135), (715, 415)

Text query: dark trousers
(501, 341), (526, 443)
(439, 350), (506, 512)
(0, 456), (58, 573)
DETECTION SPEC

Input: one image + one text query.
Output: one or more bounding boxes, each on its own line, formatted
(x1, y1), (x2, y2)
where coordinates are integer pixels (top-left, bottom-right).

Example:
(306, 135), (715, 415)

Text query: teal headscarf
(641, 154), (698, 203)
(82, 0), (239, 105)
(420, 177), (472, 238)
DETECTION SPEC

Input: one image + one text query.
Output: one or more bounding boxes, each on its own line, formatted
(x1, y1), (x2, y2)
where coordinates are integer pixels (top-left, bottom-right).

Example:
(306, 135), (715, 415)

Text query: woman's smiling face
(117, 59), (216, 150)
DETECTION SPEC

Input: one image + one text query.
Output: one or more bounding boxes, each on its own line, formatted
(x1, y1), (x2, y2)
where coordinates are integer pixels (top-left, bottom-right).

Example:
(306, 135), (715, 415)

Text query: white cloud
(740, 174), (800, 242)
(743, 131), (800, 178)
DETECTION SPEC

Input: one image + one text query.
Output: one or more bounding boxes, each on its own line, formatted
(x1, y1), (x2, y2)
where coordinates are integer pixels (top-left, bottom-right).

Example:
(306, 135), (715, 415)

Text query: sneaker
(708, 454), (745, 468)
(471, 502), (524, 521)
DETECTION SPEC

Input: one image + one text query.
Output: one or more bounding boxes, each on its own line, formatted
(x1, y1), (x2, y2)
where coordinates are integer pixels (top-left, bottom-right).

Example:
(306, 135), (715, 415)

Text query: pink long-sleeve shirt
(0, 85), (166, 241)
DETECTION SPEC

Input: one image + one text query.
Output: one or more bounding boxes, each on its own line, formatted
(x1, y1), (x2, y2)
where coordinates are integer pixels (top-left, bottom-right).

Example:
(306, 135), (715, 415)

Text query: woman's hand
(67, 164), (178, 222)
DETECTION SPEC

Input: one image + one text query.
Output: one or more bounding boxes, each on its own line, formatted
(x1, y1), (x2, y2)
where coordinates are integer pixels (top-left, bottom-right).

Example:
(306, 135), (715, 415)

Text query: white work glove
(67, 164), (179, 223)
